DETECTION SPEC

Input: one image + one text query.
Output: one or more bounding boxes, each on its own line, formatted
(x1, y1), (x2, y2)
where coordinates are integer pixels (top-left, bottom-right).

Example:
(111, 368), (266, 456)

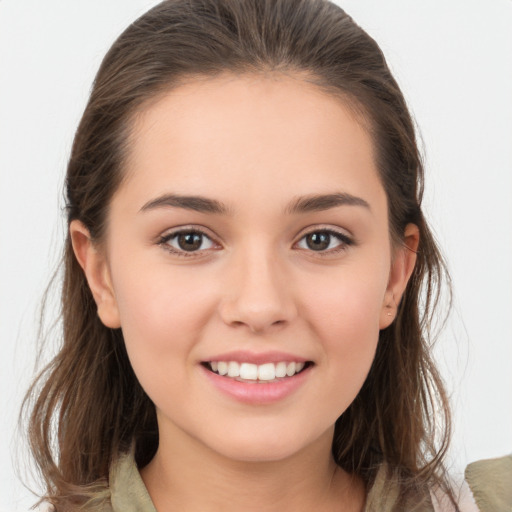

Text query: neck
(140, 423), (365, 512)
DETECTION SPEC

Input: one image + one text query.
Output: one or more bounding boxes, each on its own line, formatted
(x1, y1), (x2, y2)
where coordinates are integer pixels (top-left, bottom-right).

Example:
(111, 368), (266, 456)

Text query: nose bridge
(219, 237), (296, 333)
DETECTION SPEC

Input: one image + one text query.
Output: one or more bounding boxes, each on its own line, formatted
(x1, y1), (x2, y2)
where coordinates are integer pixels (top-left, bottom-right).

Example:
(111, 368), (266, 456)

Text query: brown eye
(160, 229), (216, 255)
(296, 229), (353, 254)
(305, 232), (330, 251)
(177, 232), (203, 251)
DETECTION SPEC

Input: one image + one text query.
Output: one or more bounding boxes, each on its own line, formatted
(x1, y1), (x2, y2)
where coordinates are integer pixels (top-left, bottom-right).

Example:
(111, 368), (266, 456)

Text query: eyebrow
(140, 194), (231, 215)
(139, 192), (370, 215)
(285, 192), (370, 214)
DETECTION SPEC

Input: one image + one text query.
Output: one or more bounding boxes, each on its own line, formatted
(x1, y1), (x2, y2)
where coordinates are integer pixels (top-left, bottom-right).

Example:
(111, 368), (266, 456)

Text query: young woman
(22, 0), (511, 510)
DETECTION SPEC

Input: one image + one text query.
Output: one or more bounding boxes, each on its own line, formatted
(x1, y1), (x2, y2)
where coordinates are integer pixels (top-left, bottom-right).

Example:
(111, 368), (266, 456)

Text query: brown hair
(23, 0), (454, 509)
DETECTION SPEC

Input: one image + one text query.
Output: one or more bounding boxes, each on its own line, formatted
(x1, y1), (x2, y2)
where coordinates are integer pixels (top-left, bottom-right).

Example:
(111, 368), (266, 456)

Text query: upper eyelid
(159, 225), (219, 241)
(295, 224), (353, 240)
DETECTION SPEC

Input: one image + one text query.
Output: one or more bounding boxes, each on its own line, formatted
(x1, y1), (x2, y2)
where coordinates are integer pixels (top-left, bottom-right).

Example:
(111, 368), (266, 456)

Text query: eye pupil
(306, 232), (330, 251)
(178, 232), (202, 251)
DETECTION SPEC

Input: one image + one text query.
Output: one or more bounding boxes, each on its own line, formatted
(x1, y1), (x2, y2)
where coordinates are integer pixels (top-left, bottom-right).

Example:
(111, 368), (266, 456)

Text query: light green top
(100, 451), (512, 512)
(465, 455), (512, 512)
(105, 451), (434, 512)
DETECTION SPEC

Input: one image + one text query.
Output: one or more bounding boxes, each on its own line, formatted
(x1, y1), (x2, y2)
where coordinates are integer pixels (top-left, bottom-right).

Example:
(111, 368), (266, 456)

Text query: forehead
(119, 72), (385, 215)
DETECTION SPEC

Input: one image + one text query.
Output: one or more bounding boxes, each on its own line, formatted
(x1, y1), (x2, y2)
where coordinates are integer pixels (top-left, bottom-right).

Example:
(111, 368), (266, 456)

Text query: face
(72, 73), (417, 463)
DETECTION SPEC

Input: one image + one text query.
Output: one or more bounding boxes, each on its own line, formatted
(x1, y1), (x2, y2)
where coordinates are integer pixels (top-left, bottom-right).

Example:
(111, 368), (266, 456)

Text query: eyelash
(157, 227), (354, 258)
(158, 228), (219, 258)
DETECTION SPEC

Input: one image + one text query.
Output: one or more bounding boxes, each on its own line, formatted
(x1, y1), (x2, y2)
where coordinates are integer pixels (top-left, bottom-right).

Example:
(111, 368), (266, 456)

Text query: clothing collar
(108, 449), (435, 512)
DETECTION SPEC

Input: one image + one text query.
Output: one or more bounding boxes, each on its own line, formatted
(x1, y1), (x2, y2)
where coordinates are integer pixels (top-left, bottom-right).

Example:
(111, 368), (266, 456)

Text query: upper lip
(202, 350), (310, 365)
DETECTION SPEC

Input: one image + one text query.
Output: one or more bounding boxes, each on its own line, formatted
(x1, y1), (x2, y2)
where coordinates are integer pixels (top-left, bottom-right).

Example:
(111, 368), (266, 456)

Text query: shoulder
(464, 454), (512, 512)
(109, 449), (157, 512)
(432, 454), (512, 512)
(39, 450), (157, 512)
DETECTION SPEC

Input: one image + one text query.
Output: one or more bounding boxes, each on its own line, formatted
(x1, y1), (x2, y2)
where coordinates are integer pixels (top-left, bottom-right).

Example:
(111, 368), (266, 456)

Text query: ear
(69, 220), (121, 329)
(379, 223), (420, 329)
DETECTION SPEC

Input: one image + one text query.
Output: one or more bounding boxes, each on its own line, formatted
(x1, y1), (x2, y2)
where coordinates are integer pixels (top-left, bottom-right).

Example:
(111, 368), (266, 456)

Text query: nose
(218, 245), (297, 334)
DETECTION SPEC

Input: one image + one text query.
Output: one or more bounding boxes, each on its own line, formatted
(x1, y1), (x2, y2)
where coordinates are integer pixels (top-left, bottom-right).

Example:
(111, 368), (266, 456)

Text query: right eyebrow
(139, 194), (232, 215)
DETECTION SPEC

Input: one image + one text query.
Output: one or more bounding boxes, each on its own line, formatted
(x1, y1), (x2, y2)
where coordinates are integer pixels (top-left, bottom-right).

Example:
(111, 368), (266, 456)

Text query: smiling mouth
(202, 361), (313, 383)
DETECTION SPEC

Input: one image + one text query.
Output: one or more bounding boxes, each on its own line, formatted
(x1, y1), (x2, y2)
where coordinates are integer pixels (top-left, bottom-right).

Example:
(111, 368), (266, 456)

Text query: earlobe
(379, 223), (420, 329)
(69, 220), (121, 329)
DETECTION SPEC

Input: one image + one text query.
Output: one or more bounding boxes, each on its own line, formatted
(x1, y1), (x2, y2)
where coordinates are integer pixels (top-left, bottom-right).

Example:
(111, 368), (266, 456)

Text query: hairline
(100, 69), (396, 248)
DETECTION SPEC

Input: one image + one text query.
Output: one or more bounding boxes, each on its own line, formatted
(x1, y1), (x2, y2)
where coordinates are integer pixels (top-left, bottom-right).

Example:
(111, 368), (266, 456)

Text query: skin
(71, 73), (419, 511)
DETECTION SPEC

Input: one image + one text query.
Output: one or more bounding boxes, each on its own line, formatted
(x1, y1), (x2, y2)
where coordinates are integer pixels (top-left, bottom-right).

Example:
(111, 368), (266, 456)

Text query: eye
(158, 229), (217, 256)
(296, 229), (353, 254)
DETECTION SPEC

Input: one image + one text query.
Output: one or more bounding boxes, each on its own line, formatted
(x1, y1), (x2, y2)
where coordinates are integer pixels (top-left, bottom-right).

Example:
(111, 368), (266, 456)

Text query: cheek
(110, 264), (221, 416)
(305, 268), (387, 341)
(110, 260), (216, 366)
(301, 269), (387, 399)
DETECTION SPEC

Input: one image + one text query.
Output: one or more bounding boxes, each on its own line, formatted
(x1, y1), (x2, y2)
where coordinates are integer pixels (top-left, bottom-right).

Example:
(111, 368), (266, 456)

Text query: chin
(203, 424), (332, 464)
(215, 442), (303, 464)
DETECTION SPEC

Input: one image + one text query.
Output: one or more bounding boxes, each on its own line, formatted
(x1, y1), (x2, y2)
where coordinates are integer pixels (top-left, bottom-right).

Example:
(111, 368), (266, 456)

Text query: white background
(1, 1), (511, 510)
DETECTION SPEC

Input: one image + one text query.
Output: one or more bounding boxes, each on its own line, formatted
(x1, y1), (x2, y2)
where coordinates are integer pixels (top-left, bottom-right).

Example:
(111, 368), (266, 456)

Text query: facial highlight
(71, 73), (417, 464)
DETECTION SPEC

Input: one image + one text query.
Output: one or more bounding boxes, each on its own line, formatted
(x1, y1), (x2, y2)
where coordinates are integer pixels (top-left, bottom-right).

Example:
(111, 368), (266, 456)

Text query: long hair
(23, 0), (453, 509)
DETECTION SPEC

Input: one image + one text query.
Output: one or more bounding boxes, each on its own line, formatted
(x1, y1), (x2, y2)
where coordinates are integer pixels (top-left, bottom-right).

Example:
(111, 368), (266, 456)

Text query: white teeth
(208, 360), (307, 381)
(217, 361), (228, 376)
(239, 363), (258, 380)
(275, 361), (287, 378)
(258, 363), (276, 381)
(227, 361), (240, 377)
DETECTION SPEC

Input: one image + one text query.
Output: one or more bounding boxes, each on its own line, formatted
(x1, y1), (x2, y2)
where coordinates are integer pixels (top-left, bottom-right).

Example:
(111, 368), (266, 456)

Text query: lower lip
(200, 364), (312, 405)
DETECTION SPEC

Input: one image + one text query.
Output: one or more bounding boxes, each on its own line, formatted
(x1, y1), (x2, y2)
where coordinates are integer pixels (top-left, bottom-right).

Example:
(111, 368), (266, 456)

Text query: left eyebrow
(139, 191), (370, 215)
(285, 192), (371, 214)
